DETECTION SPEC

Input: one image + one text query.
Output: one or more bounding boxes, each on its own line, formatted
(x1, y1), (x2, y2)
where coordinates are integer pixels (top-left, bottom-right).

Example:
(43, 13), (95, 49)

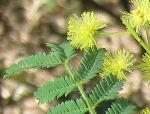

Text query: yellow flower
(101, 50), (134, 80)
(140, 108), (150, 114)
(122, 0), (150, 33)
(67, 12), (106, 51)
(139, 53), (150, 81)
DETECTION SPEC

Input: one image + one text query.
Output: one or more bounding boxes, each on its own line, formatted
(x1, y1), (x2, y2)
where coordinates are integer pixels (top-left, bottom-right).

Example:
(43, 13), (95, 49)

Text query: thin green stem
(98, 31), (129, 37)
(145, 27), (150, 47)
(129, 28), (150, 55)
(64, 60), (97, 114)
(100, 29), (150, 54)
(64, 60), (75, 80)
(78, 85), (97, 114)
(98, 30), (150, 55)
(92, 109), (97, 114)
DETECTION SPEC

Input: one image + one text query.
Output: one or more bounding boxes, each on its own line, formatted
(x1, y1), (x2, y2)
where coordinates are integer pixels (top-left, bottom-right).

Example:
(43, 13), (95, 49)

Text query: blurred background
(0, 0), (147, 114)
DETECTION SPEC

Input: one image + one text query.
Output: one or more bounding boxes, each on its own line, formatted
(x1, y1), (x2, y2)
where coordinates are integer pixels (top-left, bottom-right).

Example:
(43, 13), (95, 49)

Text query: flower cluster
(139, 53), (150, 81)
(67, 12), (106, 51)
(122, 0), (150, 33)
(140, 108), (150, 114)
(101, 50), (134, 80)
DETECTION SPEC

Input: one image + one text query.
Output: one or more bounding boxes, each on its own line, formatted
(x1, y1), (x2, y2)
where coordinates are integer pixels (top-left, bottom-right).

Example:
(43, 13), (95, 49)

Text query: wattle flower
(122, 0), (150, 33)
(139, 53), (150, 81)
(101, 50), (134, 80)
(67, 12), (106, 51)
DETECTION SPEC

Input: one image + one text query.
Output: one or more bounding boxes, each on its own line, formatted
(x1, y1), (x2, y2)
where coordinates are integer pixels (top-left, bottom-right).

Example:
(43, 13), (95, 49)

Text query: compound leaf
(4, 51), (64, 78)
(88, 75), (123, 106)
(4, 42), (75, 79)
(105, 99), (136, 114)
(35, 75), (76, 103)
(47, 98), (87, 114)
(76, 48), (106, 81)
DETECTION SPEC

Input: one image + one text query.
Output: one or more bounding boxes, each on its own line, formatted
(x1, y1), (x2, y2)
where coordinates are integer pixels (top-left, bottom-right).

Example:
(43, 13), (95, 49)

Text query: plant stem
(145, 27), (150, 47)
(78, 84), (97, 114)
(64, 60), (75, 80)
(129, 28), (150, 55)
(64, 60), (97, 114)
(98, 30), (150, 54)
(99, 31), (129, 37)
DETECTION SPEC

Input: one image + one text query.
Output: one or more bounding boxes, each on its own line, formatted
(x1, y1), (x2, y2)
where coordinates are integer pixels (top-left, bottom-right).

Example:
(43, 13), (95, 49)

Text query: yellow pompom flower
(139, 53), (150, 81)
(67, 12), (106, 51)
(101, 50), (134, 80)
(122, 0), (150, 33)
(140, 108), (150, 114)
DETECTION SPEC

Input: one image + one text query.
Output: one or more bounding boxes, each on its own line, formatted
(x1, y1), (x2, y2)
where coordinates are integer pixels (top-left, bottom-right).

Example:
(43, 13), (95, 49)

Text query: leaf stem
(98, 30), (150, 54)
(145, 27), (150, 47)
(64, 60), (97, 114)
(78, 84), (97, 114)
(98, 31), (129, 37)
(64, 60), (75, 80)
(129, 28), (150, 55)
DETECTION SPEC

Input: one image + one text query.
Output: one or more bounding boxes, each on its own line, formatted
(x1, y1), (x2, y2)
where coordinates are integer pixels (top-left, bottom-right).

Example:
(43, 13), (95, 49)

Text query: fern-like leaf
(47, 42), (76, 60)
(59, 42), (76, 60)
(34, 75), (76, 103)
(88, 75), (123, 106)
(4, 42), (75, 79)
(105, 99), (136, 114)
(76, 48), (106, 81)
(47, 98), (87, 114)
(4, 52), (64, 78)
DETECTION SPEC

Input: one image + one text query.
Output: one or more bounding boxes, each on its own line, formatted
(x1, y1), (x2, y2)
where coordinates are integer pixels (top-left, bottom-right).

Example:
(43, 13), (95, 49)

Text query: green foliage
(35, 48), (106, 104)
(4, 42), (75, 78)
(46, 0), (57, 11)
(59, 42), (76, 60)
(46, 42), (76, 60)
(35, 75), (76, 103)
(48, 98), (87, 114)
(106, 99), (136, 114)
(38, 0), (57, 12)
(75, 48), (106, 81)
(44, 75), (124, 114)
(4, 52), (62, 78)
(6, 3), (150, 112)
(4, 41), (137, 114)
(88, 75), (123, 106)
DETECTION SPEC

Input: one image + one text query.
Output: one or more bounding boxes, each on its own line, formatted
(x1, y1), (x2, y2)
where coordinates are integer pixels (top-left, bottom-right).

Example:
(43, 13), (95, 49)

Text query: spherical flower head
(122, 0), (150, 33)
(67, 12), (107, 51)
(140, 108), (150, 114)
(101, 50), (134, 80)
(139, 53), (150, 81)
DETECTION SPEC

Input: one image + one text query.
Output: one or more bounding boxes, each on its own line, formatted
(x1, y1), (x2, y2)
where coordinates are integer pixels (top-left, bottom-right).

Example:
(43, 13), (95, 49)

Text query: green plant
(3, 0), (150, 114)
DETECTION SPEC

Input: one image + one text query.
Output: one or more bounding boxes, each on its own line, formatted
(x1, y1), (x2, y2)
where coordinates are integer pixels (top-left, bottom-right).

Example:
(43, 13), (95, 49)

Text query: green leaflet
(4, 52), (63, 78)
(47, 42), (76, 60)
(4, 42), (75, 78)
(88, 75), (123, 106)
(47, 98), (87, 114)
(105, 99), (136, 114)
(59, 42), (76, 60)
(34, 75), (76, 103)
(46, 0), (57, 11)
(75, 48), (106, 81)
